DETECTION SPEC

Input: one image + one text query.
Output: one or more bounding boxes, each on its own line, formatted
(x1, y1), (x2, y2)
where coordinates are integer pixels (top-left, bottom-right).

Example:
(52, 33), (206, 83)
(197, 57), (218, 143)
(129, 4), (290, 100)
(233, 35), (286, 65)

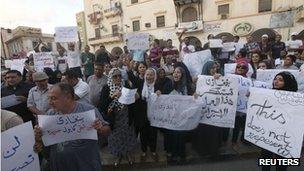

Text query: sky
(0, 0), (83, 34)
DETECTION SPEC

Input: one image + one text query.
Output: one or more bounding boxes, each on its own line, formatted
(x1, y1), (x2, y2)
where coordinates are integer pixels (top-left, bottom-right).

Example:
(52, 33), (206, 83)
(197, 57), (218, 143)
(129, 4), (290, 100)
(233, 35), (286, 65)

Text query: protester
(98, 68), (137, 166)
(56, 46), (68, 74)
(192, 61), (222, 157)
(166, 66), (195, 164)
(244, 35), (260, 58)
(250, 52), (263, 79)
(81, 45), (95, 79)
(271, 34), (285, 60)
(258, 59), (273, 70)
(95, 45), (111, 63)
(87, 63), (108, 107)
(64, 70), (91, 104)
(260, 71), (298, 171)
(1, 70), (35, 123)
(27, 72), (52, 116)
(149, 39), (162, 68)
(276, 54), (299, 70)
(53, 70), (63, 83)
(258, 34), (271, 59)
(285, 32), (303, 52)
(33, 83), (110, 171)
(178, 29), (195, 61)
(162, 39), (179, 64)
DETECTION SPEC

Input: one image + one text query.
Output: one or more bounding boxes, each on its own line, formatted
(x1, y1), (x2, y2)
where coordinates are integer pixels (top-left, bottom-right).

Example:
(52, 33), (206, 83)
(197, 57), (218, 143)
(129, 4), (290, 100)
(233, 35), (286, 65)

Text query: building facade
(83, 0), (304, 52)
(4, 26), (55, 59)
(76, 11), (88, 50)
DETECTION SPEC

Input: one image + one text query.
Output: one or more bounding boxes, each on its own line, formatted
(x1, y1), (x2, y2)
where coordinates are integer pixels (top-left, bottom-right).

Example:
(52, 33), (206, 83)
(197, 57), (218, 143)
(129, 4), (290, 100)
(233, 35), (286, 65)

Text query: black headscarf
(273, 71), (298, 92)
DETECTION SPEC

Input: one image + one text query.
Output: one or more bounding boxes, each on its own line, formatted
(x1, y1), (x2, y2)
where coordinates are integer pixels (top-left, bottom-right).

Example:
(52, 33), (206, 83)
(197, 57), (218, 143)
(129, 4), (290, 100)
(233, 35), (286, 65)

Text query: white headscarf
(141, 68), (157, 100)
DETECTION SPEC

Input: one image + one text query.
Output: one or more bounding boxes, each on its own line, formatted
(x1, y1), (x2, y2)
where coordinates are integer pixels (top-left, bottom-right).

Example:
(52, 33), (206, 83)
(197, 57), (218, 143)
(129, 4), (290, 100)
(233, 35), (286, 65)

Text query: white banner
(126, 33), (149, 50)
(55, 26), (78, 42)
(118, 87), (137, 105)
(4, 60), (12, 68)
(1, 122), (40, 171)
(222, 42), (235, 52)
(228, 74), (253, 113)
(256, 69), (301, 90)
(33, 52), (55, 72)
(245, 88), (304, 158)
(38, 110), (97, 146)
(209, 39), (223, 48)
(147, 94), (203, 130)
(253, 80), (270, 89)
(196, 75), (238, 128)
(183, 49), (212, 77)
(10, 59), (26, 73)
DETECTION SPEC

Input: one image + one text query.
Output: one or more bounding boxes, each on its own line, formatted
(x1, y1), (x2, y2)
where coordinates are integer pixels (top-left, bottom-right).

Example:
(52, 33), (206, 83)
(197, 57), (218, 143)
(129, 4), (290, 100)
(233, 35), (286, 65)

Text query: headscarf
(201, 61), (216, 76)
(142, 68), (157, 100)
(173, 67), (190, 95)
(235, 59), (249, 77)
(107, 68), (124, 111)
(273, 71), (298, 92)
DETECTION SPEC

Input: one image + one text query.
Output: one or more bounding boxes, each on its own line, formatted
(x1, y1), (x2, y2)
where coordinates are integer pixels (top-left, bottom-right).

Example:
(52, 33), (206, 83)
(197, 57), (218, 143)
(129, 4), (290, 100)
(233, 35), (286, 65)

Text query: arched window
(215, 32), (235, 42)
(251, 28), (277, 42)
(182, 7), (197, 22)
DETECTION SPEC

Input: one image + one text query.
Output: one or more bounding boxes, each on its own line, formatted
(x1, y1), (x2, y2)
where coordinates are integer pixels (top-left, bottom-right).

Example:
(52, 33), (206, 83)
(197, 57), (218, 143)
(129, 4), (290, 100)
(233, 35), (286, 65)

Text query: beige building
(83, 0), (304, 52)
(4, 26), (55, 58)
(76, 11), (88, 50)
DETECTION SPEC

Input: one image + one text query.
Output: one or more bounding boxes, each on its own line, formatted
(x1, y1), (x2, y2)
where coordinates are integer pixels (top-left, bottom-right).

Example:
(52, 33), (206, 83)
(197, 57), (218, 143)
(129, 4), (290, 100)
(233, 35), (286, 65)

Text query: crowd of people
(1, 29), (304, 171)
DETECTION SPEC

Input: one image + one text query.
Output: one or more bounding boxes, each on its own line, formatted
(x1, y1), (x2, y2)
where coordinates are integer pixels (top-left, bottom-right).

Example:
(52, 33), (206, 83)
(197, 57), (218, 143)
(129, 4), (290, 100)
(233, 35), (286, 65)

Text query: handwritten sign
(256, 69), (301, 90)
(1, 122), (40, 171)
(245, 88), (304, 158)
(38, 110), (97, 146)
(33, 52), (55, 72)
(147, 94), (203, 130)
(118, 87), (137, 105)
(10, 59), (26, 73)
(222, 42), (236, 52)
(228, 74), (253, 113)
(196, 75), (238, 128)
(1, 95), (22, 108)
(126, 33), (149, 50)
(55, 26), (78, 42)
(183, 49), (212, 77)
(209, 39), (223, 48)
(253, 80), (270, 89)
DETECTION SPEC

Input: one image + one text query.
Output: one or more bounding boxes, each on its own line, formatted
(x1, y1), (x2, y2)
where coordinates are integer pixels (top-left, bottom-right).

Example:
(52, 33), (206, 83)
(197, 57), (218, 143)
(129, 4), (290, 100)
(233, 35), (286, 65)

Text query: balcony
(89, 33), (123, 45)
(103, 7), (122, 18)
(87, 11), (103, 25)
(174, 0), (201, 5)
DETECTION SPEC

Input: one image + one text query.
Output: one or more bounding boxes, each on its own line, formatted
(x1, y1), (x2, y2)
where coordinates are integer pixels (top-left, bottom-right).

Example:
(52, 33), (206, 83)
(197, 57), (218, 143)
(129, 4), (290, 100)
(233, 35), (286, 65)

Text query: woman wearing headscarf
(126, 61), (160, 161)
(98, 68), (137, 166)
(192, 61), (222, 157)
(165, 66), (195, 164)
(260, 71), (298, 171)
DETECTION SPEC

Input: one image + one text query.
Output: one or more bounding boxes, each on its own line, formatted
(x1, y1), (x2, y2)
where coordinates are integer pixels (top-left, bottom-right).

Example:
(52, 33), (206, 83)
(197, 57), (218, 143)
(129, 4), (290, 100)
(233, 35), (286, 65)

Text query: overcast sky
(0, 0), (83, 34)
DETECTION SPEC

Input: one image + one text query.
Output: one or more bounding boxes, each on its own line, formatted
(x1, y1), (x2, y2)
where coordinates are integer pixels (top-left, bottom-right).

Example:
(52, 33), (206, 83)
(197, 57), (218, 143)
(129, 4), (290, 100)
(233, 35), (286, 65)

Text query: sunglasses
(236, 65), (247, 69)
(112, 75), (121, 78)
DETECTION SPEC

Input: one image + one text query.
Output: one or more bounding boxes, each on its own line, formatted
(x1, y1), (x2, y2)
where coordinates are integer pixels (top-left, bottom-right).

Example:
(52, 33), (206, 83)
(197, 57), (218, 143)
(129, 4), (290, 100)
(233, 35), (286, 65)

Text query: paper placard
(33, 52), (55, 72)
(126, 33), (149, 50)
(196, 75), (238, 128)
(38, 110), (97, 146)
(147, 94), (203, 130)
(245, 88), (304, 158)
(1, 122), (40, 171)
(118, 87), (137, 105)
(55, 26), (78, 42)
(183, 49), (212, 77)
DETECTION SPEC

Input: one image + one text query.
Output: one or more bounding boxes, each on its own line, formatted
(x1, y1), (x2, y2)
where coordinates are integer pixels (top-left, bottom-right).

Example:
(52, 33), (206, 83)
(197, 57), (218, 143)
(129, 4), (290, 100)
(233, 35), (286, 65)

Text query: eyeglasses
(236, 65), (247, 69)
(112, 75), (121, 78)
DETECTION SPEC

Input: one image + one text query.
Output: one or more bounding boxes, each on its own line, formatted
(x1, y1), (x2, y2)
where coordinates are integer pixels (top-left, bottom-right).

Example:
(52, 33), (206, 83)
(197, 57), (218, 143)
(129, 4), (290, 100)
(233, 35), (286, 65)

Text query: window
(131, 0), (138, 4)
(132, 20), (140, 31)
(95, 28), (101, 38)
(182, 7), (197, 22)
(258, 0), (272, 13)
(156, 16), (165, 27)
(112, 24), (119, 35)
(218, 4), (229, 15)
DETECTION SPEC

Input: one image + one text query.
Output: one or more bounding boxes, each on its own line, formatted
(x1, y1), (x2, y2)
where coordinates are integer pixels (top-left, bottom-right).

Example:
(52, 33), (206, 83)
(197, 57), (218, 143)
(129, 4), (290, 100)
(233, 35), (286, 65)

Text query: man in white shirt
(177, 29), (195, 61)
(27, 72), (52, 116)
(64, 70), (91, 104)
(285, 32), (303, 52)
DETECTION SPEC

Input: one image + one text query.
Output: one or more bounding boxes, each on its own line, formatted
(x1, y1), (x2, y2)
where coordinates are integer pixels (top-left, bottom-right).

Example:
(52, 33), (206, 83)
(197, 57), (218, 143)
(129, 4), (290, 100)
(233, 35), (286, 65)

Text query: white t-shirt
(74, 79), (91, 104)
(285, 40), (303, 49)
(57, 56), (68, 73)
(67, 50), (81, 68)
